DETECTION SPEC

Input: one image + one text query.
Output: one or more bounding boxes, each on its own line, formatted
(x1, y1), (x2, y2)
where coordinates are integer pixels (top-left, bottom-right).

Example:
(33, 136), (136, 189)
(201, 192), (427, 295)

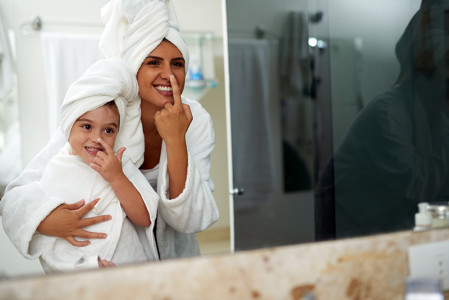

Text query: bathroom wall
(2, 228), (449, 299)
(0, 0), (230, 278)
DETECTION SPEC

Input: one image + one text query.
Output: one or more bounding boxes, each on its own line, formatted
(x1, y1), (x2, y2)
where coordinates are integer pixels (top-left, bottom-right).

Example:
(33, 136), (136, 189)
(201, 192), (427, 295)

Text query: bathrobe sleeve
(0, 129), (67, 258)
(40, 252), (100, 273)
(122, 157), (160, 259)
(156, 98), (219, 234)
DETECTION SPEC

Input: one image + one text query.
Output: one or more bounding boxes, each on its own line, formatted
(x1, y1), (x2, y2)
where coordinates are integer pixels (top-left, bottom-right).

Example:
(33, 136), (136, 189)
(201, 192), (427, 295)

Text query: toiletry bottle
(428, 203), (448, 228)
(414, 202), (431, 231)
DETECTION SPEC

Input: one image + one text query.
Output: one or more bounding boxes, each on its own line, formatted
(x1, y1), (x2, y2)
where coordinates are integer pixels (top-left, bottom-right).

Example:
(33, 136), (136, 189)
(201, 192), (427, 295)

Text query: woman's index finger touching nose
(170, 75), (182, 107)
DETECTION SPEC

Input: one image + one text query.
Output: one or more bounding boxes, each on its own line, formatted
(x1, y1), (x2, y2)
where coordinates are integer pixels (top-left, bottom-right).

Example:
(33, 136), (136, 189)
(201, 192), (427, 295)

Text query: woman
(0, 0), (218, 261)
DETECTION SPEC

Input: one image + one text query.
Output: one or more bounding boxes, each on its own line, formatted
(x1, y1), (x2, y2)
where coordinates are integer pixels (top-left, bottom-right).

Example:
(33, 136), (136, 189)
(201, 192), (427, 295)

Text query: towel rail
(228, 25), (278, 40)
(20, 16), (104, 37)
(20, 16), (216, 41)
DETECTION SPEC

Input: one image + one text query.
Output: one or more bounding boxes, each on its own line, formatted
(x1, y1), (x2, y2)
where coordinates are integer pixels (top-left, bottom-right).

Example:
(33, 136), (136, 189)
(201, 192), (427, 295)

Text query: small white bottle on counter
(428, 203), (448, 228)
(414, 202), (432, 231)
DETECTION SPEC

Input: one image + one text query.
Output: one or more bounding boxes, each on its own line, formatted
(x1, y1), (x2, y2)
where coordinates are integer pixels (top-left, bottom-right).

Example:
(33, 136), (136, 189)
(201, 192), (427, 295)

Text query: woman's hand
(37, 199), (111, 247)
(154, 75), (191, 198)
(154, 75), (193, 145)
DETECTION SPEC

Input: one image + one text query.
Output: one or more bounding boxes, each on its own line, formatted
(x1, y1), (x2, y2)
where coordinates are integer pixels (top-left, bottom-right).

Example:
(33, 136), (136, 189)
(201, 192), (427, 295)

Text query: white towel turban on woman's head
(99, 0), (189, 76)
(60, 58), (145, 166)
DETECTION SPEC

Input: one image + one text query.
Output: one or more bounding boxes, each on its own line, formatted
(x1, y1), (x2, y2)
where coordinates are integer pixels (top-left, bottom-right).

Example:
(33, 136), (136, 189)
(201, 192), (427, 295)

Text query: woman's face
(137, 40), (186, 111)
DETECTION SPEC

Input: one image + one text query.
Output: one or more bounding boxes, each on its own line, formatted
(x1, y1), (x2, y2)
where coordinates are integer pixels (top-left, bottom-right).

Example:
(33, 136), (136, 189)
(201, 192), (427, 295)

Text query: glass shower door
(226, 0), (320, 251)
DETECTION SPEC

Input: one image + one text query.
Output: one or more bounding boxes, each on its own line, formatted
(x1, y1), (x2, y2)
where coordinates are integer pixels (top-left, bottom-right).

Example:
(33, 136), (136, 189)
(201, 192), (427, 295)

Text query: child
(36, 58), (159, 273)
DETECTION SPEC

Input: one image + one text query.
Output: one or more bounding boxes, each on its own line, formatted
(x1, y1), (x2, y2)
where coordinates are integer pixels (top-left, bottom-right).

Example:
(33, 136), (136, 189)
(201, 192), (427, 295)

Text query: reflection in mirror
(0, 0), (229, 279)
(317, 0), (449, 240)
(226, 0), (439, 250)
(227, 0), (316, 251)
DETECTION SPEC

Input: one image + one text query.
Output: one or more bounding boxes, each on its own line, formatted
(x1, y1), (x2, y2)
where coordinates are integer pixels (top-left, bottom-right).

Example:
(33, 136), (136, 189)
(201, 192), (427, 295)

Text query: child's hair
(103, 100), (118, 110)
(103, 100), (120, 127)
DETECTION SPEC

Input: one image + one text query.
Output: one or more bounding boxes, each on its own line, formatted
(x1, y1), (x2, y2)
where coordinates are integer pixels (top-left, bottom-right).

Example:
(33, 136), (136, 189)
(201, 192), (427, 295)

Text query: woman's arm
(0, 130), (109, 257)
(154, 75), (192, 199)
(156, 97), (219, 234)
(40, 250), (106, 273)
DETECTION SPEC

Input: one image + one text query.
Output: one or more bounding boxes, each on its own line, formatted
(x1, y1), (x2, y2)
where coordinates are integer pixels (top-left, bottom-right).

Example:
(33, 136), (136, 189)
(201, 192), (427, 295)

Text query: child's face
(69, 105), (120, 165)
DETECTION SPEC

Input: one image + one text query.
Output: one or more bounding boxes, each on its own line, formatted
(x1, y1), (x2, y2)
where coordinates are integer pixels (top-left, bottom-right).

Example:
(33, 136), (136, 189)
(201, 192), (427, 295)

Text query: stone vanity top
(1, 229), (449, 300)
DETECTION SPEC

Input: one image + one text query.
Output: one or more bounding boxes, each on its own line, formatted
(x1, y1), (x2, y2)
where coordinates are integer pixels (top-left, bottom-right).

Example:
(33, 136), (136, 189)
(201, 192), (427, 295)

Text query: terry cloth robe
(36, 143), (158, 273)
(0, 96), (219, 261)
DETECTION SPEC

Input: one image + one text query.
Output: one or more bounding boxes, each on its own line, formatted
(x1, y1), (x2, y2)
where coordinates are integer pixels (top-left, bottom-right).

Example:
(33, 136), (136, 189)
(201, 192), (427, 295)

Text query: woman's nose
(160, 65), (173, 80)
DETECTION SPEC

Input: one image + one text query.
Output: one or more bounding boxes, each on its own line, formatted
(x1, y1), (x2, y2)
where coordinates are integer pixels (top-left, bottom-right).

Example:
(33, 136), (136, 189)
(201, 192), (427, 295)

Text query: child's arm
(90, 138), (150, 227)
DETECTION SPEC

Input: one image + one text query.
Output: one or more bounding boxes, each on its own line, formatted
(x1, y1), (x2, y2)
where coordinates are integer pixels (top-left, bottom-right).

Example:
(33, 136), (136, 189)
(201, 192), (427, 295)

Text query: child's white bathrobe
(38, 143), (159, 272)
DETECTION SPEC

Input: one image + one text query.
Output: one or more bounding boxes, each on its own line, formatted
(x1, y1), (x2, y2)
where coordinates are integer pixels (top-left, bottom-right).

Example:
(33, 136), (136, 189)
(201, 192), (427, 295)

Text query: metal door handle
(230, 188), (245, 195)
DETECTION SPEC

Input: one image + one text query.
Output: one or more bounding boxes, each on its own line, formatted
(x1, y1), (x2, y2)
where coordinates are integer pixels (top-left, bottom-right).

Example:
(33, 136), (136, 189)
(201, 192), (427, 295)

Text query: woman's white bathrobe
(0, 97), (219, 262)
(39, 143), (159, 272)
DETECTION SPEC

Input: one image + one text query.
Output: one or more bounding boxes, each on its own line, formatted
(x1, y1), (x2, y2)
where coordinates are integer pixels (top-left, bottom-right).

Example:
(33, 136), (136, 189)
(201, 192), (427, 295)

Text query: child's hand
(90, 138), (126, 183)
(98, 257), (116, 268)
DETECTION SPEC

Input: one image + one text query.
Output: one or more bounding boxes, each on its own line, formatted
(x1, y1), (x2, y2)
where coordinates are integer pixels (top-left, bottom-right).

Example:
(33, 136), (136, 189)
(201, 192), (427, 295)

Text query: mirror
(226, 0), (445, 250)
(1, 0), (445, 280)
(325, 0), (449, 239)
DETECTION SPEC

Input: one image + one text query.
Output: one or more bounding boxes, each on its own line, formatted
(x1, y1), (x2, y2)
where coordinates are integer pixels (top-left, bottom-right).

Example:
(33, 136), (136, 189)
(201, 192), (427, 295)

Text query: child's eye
(81, 124), (91, 130)
(104, 128), (115, 134)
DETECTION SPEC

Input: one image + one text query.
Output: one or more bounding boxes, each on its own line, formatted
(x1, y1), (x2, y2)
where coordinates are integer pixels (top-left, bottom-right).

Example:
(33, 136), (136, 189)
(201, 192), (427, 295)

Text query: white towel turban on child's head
(99, 0), (189, 76)
(60, 58), (145, 166)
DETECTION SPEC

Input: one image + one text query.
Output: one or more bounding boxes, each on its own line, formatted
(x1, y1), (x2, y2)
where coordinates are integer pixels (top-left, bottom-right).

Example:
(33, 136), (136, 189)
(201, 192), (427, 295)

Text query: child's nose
(90, 131), (101, 142)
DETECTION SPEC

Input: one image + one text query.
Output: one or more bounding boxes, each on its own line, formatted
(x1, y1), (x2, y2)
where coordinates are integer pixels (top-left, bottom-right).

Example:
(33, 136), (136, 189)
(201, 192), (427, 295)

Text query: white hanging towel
(0, 7), (15, 100)
(279, 12), (311, 146)
(228, 38), (276, 210)
(0, 121), (21, 187)
(279, 11), (310, 96)
(40, 32), (103, 137)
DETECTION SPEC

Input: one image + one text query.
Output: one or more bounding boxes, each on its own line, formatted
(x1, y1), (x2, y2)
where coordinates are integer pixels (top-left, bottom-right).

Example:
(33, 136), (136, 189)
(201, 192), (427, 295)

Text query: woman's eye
(147, 60), (159, 66)
(173, 61), (184, 68)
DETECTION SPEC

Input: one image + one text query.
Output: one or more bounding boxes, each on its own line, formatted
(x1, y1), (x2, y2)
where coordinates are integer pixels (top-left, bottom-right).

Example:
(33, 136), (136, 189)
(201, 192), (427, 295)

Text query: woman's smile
(155, 84), (174, 97)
